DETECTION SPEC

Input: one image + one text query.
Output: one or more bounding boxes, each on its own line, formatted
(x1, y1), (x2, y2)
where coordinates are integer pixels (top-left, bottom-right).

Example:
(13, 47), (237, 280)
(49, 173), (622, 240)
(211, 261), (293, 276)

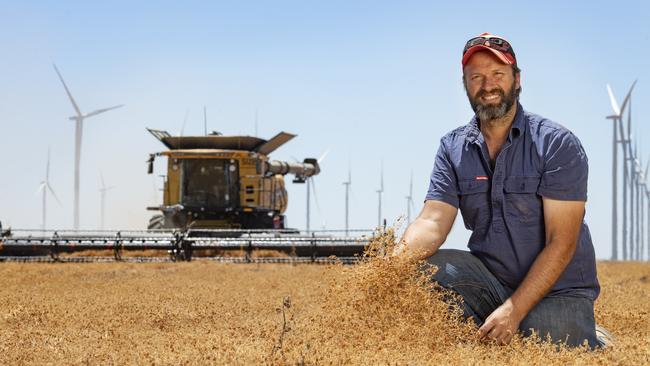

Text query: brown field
(1, 253), (649, 365)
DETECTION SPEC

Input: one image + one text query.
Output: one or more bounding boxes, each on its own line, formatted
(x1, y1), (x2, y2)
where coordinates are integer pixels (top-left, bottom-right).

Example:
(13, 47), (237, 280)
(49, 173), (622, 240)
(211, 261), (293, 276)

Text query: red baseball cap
(461, 32), (517, 67)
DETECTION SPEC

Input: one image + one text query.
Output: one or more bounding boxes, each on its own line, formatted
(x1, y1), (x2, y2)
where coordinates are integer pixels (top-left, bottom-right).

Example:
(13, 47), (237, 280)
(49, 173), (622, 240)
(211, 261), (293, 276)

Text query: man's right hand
(392, 200), (457, 260)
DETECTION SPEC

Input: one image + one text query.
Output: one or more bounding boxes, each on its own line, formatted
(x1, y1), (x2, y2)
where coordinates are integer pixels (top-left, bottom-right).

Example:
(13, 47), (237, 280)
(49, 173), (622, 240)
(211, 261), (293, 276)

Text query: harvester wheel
(148, 215), (165, 230)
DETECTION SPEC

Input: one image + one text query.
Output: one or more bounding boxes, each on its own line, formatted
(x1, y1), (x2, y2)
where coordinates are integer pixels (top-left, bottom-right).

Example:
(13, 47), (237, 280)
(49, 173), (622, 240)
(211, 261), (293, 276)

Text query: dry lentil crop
(1, 235), (648, 365)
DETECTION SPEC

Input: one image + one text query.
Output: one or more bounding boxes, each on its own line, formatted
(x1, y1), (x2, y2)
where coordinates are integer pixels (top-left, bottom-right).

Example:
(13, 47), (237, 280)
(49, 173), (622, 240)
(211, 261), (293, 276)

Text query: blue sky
(1, 1), (648, 259)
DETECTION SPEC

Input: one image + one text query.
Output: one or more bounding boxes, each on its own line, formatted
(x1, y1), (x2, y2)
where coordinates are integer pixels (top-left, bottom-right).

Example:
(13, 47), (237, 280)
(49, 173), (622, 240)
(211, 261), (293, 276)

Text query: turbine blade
(35, 182), (45, 195)
(606, 84), (620, 116)
(318, 148), (330, 164)
(47, 184), (62, 206)
(53, 64), (83, 117)
(619, 79), (638, 116)
(84, 104), (124, 119)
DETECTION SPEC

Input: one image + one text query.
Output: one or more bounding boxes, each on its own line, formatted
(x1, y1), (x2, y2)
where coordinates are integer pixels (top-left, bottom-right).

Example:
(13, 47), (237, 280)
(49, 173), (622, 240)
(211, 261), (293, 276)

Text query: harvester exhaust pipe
(147, 154), (155, 174)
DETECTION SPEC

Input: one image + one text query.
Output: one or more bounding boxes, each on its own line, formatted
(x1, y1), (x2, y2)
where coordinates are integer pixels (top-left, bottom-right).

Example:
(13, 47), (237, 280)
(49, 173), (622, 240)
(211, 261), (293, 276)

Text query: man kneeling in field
(393, 33), (609, 348)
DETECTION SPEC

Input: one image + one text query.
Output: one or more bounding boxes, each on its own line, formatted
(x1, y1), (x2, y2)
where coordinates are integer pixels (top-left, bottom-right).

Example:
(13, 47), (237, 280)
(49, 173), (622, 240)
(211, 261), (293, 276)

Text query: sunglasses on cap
(463, 36), (514, 55)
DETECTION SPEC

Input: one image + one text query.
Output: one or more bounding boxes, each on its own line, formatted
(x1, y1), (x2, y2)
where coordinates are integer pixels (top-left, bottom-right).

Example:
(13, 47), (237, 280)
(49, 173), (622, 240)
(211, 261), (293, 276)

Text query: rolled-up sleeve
(537, 131), (588, 201)
(425, 138), (459, 207)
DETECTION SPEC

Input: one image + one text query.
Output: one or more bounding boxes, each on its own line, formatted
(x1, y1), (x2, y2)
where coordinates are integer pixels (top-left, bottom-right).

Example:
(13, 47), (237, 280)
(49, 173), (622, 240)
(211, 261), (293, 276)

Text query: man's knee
(425, 249), (505, 324)
(425, 249), (482, 285)
(519, 296), (599, 348)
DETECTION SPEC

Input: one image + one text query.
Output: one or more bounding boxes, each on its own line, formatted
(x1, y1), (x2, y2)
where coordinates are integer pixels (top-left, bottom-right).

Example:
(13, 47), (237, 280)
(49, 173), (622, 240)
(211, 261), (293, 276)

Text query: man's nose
(481, 75), (499, 90)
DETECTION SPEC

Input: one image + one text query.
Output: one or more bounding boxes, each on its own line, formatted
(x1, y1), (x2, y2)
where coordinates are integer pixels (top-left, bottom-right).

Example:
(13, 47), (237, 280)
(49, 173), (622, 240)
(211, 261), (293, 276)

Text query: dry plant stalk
(270, 296), (293, 363)
(268, 229), (480, 364)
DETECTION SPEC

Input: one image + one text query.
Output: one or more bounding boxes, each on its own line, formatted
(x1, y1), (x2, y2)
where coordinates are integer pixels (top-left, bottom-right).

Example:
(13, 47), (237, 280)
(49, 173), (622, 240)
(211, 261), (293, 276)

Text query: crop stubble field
(1, 252), (649, 365)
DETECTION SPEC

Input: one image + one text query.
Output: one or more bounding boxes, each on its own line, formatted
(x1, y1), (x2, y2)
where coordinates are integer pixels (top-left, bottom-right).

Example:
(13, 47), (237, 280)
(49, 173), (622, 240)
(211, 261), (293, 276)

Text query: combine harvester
(0, 130), (370, 263)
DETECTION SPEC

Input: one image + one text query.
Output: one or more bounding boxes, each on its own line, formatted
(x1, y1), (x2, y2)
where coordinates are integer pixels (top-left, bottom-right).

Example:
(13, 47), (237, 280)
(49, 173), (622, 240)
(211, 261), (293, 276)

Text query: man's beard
(467, 83), (518, 122)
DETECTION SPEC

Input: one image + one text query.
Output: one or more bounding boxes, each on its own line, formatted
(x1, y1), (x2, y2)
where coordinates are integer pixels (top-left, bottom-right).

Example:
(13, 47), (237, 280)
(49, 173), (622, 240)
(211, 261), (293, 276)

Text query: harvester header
(0, 128), (368, 263)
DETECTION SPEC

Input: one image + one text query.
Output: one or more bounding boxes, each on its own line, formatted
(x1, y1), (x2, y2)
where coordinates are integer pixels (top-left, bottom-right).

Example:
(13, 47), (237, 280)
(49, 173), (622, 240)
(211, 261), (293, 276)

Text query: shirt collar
(465, 102), (524, 145)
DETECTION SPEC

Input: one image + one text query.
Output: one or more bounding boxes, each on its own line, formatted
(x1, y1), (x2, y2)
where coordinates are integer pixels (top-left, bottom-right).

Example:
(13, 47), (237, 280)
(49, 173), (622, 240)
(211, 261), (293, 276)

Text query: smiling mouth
(481, 94), (501, 103)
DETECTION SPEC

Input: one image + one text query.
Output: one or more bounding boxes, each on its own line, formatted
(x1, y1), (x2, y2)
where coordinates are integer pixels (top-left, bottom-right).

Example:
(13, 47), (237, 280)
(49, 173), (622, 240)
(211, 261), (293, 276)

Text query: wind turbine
(606, 80), (637, 260)
(99, 173), (116, 230)
(53, 64), (123, 230)
(405, 170), (414, 225)
(37, 147), (61, 231)
(620, 82), (639, 260)
(376, 160), (384, 228)
(342, 163), (352, 236)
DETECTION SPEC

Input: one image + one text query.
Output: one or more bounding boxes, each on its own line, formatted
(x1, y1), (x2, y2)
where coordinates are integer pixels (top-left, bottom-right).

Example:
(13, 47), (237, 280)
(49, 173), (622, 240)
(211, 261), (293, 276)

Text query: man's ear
(515, 71), (521, 90)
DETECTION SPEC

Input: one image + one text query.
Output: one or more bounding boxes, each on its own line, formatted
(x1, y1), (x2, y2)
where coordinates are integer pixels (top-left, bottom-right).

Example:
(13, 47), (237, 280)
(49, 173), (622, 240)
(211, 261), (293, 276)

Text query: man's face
(463, 51), (520, 122)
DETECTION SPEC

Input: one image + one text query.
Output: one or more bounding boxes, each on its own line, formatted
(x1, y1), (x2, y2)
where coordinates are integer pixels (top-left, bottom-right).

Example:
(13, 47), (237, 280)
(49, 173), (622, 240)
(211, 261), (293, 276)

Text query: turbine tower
(639, 155), (646, 261)
(342, 165), (351, 236)
(643, 156), (650, 260)
(38, 147), (61, 230)
(619, 82), (638, 260)
(99, 173), (116, 230)
(306, 177), (311, 233)
(54, 64), (123, 229)
(305, 149), (328, 234)
(634, 131), (642, 260)
(606, 80), (636, 260)
(405, 170), (414, 225)
(376, 160), (384, 228)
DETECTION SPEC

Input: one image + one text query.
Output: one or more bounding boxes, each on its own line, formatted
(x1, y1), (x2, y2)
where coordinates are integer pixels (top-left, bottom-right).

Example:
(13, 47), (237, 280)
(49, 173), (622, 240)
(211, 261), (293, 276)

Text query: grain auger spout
(265, 158), (320, 183)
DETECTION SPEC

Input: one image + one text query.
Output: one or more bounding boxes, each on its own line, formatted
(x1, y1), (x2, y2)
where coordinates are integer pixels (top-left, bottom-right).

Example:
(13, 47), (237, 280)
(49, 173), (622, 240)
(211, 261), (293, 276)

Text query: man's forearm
(393, 217), (447, 260)
(392, 200), (457, 260)
(478, 199), (585, 344)
(508, 236), (578, 322)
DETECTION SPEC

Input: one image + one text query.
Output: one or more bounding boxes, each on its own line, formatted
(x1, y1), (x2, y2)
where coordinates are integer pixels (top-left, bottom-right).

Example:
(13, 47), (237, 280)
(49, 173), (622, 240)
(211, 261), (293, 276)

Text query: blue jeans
(426, 249), (601, 348)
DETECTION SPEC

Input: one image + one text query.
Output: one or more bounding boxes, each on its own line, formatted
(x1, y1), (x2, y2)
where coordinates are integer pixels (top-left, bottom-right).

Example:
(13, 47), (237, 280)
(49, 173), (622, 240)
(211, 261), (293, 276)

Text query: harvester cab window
(180, 159), (239, 210)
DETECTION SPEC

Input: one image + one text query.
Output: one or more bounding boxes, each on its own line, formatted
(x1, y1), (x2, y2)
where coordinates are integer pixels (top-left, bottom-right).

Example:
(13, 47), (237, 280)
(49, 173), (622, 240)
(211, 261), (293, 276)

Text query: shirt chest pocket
(458, 179), (491, 231)
(503, 176), (542, 223)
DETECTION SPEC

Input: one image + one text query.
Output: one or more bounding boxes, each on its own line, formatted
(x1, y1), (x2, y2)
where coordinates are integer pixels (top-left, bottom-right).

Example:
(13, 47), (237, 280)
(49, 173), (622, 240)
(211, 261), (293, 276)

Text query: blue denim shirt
(426, 103), (599, 300)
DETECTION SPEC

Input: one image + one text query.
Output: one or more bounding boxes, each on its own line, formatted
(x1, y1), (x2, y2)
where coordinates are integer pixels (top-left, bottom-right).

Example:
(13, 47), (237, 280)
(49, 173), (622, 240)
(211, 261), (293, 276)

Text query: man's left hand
(477, 298), (523, 345)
